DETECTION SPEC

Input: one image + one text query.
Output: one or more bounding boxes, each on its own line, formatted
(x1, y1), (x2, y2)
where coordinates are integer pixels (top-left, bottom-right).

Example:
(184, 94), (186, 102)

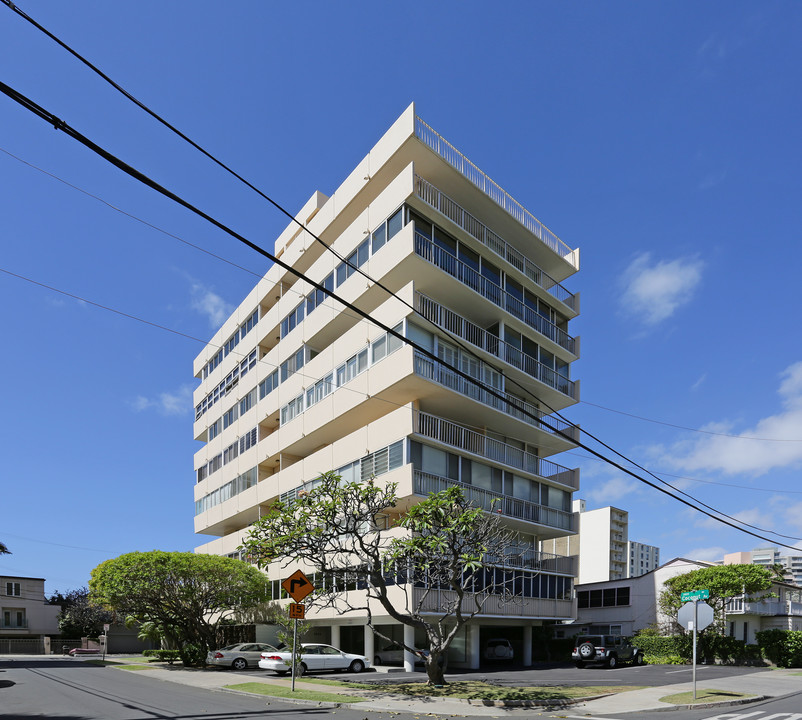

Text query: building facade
(724, 547), (802, 586)
(628, 541), (660, 578)
(192, 104), (581, 669)
(1, 575), (60, 652)
(542, 500), (630, 584)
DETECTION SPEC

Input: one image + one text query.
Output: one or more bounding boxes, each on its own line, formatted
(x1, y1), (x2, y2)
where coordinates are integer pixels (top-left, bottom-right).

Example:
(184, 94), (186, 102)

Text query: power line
(3, 80), (800, 551)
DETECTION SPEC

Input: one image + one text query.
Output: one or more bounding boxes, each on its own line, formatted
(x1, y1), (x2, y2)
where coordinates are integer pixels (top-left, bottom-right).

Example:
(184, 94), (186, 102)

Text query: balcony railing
(0, 619), (28, 629)
(413, 350), (579, 442)
(414, 117), (576, 266)
(415, 411), (579, 490)
(726, 598), (802, 616)
(416, 293), (577, 399)
(414, 232), (576, 354)
(414, 176), (577, 310)
(414, 469), (574, 533)
(412, 586), (575, 618)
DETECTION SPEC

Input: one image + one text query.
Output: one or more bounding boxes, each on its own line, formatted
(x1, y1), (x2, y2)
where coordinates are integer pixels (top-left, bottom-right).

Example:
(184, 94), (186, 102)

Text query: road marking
(702, 713), (802, 720)
(665, 666), (714, 674)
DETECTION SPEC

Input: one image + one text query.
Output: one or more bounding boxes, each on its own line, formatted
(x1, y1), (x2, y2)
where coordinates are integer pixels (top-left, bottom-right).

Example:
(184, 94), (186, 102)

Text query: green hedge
(142, 649), (180, 664)
(755, 629), (802, 668)
(633, 633), (764, 665)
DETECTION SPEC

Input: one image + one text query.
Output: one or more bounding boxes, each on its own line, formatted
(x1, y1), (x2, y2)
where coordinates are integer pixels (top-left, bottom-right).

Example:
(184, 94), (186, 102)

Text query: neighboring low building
(1, 575), (60, 653)
(558, 558), (802, 644)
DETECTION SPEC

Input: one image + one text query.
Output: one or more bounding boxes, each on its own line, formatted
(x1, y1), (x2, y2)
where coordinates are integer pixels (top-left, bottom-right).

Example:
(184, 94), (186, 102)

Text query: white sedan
(206, 643), (280, 670)
(259, 643), (371, 675)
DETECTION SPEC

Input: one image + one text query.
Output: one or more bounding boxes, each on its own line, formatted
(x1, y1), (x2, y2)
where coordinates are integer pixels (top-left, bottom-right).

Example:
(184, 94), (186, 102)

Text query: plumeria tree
(241, 471), (524, 685)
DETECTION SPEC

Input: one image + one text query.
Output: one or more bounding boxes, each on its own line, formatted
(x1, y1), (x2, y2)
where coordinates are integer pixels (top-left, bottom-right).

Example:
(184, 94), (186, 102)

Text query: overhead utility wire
(8, 1), (798, 535)
(2, 80), (799, 552)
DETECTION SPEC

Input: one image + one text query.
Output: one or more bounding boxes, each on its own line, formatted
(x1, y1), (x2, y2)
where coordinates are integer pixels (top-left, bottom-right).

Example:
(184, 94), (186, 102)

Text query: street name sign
(681, 589), (710, 602)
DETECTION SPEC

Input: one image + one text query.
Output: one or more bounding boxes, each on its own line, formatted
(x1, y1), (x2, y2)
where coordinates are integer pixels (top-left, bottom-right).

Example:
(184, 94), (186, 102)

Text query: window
(239, 388), (257, 415)
(280, 395), (304, 424)
(259, 370), (279, 400)
(239, 427), (257, 452)
(387, 207), (403, 240)
(371, 223), (387, 253)
(222, 404), (238, 429)
(280, 347), (305, 382)
(208, 419), (221, 441)
(6, 582), (20, 597)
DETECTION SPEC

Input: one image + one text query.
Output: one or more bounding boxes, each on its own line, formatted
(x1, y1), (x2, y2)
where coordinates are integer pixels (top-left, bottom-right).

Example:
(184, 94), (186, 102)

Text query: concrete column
(523, 624), (533, 666)
(330, 624), (340, 649)
(468, 622), (481, 669)
(403, 623), (415, 672)
(364, 624), (375, 664)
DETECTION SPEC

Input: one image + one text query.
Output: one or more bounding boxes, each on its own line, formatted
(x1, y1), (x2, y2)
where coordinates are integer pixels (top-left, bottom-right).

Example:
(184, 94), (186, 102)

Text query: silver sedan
(206, 642), (280, 670)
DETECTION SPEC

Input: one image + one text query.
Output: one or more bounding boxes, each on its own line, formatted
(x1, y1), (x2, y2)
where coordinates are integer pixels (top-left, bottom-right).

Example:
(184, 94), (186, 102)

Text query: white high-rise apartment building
(192, 104), (581, 669)
(627, 541), (660, 578)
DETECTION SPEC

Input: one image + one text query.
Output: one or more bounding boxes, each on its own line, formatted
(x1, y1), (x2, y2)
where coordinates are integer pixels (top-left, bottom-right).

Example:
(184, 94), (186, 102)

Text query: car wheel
(606, 655), (618, 669)
(635, 653), (645, 666)
(297, 662), (307, 676)
(374, 656), (381, 666)
(578, 642), (595, 660)
(349, 659), (365, 673)
(232, 658), (248, 671)
(575, 661), (585, 669)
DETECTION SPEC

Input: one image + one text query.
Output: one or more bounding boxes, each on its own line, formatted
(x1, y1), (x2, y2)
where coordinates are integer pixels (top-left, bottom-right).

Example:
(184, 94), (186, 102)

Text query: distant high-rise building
(724, 547), (802, 586)
(627, 540), (660, 578)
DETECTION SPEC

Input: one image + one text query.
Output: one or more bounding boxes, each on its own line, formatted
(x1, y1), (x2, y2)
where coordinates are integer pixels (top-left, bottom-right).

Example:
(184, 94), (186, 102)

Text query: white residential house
(1, 575), (60, 652)
(560, 558), (802, 645)
(192, 103), (581, 669)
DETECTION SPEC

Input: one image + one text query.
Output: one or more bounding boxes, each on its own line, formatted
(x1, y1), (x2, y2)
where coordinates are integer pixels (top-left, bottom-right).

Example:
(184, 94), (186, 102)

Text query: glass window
(372, 223), (387, 253)
(458, 244), (480, 272)
(387, 208), (403, 240)
(433, 227), (456, 256)
(357, 239), (370, 267)
(372, 334), (387, 362)
(387, 322), (404, 353)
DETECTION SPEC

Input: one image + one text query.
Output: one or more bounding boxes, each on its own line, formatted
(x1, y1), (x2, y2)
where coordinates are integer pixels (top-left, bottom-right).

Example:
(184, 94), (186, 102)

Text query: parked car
(571, 635), (644, 669)
(68, 648), (100, 656)
(483, 638), (514, 660)
(259, 643), (371, 675)
(206, 642), (281, 670)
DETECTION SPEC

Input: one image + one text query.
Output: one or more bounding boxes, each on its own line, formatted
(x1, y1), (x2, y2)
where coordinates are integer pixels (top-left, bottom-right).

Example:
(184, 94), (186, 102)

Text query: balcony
(0, 619), (28, 629)
(412, 586), (575, 619)
(414, 232), (575, 354)
(416, 292), (577, 399)
(414, 117), (577, 268)
(726, 598), (802, 617)
(414, 176), (577, 311)
(414, 469), (574, 533)
(414, 411), (579, 491)
(413, 350), (579, 443)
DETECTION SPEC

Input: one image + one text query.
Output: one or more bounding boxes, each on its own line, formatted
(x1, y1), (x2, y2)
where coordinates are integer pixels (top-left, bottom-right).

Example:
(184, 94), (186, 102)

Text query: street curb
(219, 686), (354, 709)
(464, 692), (608, 708)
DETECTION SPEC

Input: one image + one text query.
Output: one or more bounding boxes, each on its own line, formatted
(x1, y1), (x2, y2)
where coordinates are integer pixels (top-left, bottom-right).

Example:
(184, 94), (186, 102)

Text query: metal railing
(413, 350), (579, 442)
(416, 293), (576, 399)
(414, 232), (575, 354)
(412, 586), (575, 618)
(415, 411), (579, 490)
(726, 598), (802, 616)
(414, 176), (576, 310)
(414, 470), (574, 532)
(414, 117), (576, 265)
(0, 619), (29, 629)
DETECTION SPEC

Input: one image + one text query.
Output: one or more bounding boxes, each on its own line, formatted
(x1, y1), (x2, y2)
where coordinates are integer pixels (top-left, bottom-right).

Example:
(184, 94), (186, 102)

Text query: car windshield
(220, 644), (240, 651)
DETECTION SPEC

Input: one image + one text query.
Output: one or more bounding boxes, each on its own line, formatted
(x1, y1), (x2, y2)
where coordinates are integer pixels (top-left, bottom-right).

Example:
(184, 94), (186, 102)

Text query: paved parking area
(322, 662), (775, 688)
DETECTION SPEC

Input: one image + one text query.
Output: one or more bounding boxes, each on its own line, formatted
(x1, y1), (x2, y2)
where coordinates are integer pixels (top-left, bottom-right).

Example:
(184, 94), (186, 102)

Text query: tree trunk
(424, 653), (446, 685)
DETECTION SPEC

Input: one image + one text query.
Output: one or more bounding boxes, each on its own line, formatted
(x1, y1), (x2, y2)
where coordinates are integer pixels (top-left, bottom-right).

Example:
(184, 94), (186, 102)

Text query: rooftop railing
(415, 410), (579, 490)
(414, 176), (576, 310)
(415, 233), (575, 354)
(414, 469), (574, 533)
(416, 293), (577, 399)
(414, 117), (576, 265)
(413, 350), (579, 443)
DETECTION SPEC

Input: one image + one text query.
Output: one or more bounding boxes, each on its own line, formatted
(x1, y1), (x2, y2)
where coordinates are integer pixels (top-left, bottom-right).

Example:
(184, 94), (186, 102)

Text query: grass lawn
(659, 688), (756, 705)
(297, 677), (375, 689)
(114, 664), (159, 672)
(224, 682), (366, 703)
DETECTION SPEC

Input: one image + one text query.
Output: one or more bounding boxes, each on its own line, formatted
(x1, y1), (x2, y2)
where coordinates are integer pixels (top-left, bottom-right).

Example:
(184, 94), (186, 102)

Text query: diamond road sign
(681, 589), (710, 602)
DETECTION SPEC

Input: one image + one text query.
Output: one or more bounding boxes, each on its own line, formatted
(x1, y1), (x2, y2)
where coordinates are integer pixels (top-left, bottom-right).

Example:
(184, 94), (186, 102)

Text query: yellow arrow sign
(282, 570), (314, 602)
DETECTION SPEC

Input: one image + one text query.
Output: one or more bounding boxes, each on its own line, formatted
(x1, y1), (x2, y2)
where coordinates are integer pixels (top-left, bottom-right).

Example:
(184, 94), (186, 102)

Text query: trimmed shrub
(756, 629), (802, 668)
(142, 649), (180, 664)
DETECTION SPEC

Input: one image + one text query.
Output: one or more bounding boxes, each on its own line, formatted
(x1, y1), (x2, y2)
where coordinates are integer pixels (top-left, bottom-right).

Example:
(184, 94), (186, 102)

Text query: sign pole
(291, 616), (298, 692)
(693, 600), (699, 702)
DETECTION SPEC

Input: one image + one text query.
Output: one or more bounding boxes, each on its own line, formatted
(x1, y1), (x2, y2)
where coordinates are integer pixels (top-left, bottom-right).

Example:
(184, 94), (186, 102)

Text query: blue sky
(1, 2), (801, 595)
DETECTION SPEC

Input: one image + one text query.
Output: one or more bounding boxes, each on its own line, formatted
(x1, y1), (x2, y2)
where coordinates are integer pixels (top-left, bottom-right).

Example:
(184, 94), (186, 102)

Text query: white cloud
(684, 546), (727, 563)
(130, 385), (193, 416)
(667, 362), (802, 476)
(583, 475), (642, 506)
(620, 253), (704, 326)
(190, 282), (234, 327)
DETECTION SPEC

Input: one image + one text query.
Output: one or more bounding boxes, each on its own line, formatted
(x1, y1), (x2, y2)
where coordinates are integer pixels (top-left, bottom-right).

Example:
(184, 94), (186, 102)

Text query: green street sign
(681, 589), (710, 602)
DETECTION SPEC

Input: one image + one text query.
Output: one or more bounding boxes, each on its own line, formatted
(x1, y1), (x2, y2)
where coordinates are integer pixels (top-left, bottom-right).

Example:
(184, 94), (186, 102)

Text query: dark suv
(571, 635), (644, 669)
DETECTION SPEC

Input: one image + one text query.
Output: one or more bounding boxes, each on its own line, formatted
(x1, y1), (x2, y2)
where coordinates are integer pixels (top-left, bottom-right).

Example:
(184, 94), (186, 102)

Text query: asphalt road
(559, 696), (802, 720)
(0, 659), (405, 720)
